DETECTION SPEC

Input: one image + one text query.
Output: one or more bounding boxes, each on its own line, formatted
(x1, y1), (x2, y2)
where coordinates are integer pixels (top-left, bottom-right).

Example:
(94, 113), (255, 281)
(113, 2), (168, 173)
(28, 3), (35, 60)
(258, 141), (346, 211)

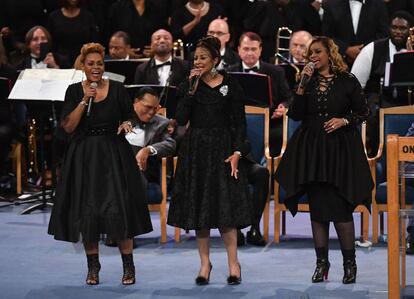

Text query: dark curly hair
(196, 36), (221, 66)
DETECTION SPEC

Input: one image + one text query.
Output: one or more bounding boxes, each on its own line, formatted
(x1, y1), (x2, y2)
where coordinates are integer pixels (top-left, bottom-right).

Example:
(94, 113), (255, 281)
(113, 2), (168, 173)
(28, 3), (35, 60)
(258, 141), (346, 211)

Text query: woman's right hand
(301, 63), (314, 82)
(83, 83), (98, 103)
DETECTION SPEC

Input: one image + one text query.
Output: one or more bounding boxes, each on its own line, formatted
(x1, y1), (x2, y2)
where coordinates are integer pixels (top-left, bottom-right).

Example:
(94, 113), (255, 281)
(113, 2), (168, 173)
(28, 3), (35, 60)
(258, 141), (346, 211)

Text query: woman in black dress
(275, 36), (374, 284)
(48, 43), (152, 285)
(168, 36), (251, 285)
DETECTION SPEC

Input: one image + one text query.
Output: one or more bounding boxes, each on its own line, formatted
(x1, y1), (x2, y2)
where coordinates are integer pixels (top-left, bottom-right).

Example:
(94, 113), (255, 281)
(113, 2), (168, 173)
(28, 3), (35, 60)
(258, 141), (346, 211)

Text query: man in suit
(289, 30), (313, 64)
(207, 18), (240, 70)
(322, 0), (389, 65)
(228, 31), (292, 156)
(351, 11), (414, 155)
(134, 29), (189, 87)
(107, 31), (133, 60)
(106, 87), (176, 247)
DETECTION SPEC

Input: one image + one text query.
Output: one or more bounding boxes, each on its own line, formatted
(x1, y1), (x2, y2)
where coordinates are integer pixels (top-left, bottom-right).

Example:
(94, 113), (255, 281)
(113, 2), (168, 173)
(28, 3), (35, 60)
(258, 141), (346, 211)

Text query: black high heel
(121, 254), (136, 285)
(312, 258), (330, 283)
(86, 254), (101, 285)
(195, 263), (212, 285)
(342, 259), (357, 284)
(227, 263), (242, 285)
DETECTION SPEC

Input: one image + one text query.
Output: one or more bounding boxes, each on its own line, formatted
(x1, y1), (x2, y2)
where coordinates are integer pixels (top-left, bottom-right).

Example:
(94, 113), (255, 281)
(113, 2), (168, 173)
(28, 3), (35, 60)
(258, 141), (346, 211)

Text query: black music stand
(0, 77), (11, 201)
(390, 51), (414, 105)
(104, 59), (149, 85)
(126, 84), (178, 119)
(227, 72), (272, 107)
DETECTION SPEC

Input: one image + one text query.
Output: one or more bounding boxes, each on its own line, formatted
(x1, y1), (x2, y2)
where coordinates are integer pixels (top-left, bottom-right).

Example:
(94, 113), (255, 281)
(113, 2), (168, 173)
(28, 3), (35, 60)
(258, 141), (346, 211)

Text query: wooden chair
(386, 134), (414, 299)
(273, 113), (370, 243)
(369, 106), (414, 243)
(146, 107), (169, 243)
(174, 106), (271, 242)
(8, 142), (23, 194)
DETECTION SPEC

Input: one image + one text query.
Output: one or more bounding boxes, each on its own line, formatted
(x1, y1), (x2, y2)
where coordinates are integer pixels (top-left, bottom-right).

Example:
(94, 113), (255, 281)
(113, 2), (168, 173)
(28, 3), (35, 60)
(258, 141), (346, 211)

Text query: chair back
(377, 106), (414, 183)
(245, 106), (270, 163)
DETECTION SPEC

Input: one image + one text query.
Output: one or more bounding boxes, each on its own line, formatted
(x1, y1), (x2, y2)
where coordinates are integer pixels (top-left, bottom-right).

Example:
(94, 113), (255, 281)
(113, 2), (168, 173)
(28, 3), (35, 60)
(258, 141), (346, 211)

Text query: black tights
(311, 220), (356, 262)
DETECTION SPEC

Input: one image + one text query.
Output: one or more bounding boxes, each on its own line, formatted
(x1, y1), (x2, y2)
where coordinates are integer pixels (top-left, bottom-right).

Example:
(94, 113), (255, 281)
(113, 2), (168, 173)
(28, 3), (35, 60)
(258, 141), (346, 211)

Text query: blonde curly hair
(305, 36), (348, 73)
(79, 42), (105, 65)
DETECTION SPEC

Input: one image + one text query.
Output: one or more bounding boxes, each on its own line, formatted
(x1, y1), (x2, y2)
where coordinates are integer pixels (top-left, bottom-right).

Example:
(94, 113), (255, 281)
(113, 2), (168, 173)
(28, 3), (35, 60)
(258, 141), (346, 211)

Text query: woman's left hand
(225, 153), (241, 179)
(324, 117), (346, 133)
(117, 121), (133, 134)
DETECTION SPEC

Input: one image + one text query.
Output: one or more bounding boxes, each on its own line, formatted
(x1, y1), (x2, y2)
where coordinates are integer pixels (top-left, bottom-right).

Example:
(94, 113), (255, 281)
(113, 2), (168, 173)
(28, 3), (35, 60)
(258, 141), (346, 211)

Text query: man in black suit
(228, 32), (292, 156)
(207, 18), (240, 70)
(322, 0), (389, 65)
(134, 29), (190, 87)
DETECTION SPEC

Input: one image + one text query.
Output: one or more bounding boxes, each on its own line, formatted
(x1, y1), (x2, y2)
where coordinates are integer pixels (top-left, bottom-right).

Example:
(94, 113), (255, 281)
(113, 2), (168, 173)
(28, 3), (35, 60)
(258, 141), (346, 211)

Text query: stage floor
(0, 200), (412, 299)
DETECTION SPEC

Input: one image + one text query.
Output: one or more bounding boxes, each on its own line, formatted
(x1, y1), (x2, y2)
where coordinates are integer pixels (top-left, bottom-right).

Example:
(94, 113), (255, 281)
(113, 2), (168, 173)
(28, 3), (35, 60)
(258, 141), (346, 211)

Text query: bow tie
(155, 61), (171, 68)
(244, 66), (259, 73)
(32, 56), (43, 64)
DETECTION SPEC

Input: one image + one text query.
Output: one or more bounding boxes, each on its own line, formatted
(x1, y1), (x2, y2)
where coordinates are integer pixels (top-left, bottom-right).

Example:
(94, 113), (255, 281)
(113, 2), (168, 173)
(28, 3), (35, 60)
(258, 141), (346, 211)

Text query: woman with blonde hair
(48, 42), (152, 285)
(275, 36), (373, 284)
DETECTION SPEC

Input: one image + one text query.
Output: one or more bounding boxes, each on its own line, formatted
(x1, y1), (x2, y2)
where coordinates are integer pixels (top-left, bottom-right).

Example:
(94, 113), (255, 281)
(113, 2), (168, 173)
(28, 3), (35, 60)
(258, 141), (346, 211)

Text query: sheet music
(9, 69), (83, 102)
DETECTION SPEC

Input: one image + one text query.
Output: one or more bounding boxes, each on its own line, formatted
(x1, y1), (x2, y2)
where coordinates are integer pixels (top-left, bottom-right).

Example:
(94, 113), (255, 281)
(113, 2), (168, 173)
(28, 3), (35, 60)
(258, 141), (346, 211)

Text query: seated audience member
(47, 0), (99, 65)
(207, 19), (240, 70)
(134, 29), (189, 87)
(228, 32), (292, 156)
(237, 140), (270, 247)
(288, 30), (313, 64)
(107, 31), (137, 60)
(351, 11), (414, 155)
(170, 0), (224, 55)
(405, 122), (414, 255)
(16, 25), (70, 70)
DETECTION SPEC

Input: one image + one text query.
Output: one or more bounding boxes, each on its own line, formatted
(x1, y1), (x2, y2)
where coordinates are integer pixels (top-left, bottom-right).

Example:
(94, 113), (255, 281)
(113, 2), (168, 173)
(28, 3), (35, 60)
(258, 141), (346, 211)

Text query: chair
(174, 106), (271, 242)
(146, 107), (169, 243)
(273, 113), (370, 243)
(369, 105), (414, 243)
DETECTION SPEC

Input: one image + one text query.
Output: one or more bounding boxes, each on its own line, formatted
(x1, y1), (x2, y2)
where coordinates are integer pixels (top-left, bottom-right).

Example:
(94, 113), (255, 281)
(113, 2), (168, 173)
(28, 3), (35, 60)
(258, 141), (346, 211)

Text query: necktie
(244, 66), (259, 73)
(155, 61), (171, 68)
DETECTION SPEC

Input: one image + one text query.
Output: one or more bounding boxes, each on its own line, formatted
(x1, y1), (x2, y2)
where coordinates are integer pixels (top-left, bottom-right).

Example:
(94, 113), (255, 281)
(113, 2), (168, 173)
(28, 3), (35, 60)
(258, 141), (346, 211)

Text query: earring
(210, 67), (218, 78)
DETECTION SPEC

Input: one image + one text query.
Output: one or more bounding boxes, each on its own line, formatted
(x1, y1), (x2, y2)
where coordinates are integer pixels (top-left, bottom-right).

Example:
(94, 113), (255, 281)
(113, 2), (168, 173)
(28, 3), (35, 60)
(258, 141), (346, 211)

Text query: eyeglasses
(207, 31), (228, 37)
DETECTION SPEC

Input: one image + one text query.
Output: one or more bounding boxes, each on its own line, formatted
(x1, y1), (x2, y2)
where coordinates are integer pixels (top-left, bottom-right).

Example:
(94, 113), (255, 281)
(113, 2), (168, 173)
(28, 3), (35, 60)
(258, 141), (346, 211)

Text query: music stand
(104, 59), (149, 85)
(227, 72), (272, 107)
(125, 84), (178, 119)
(6, 69), (82, 214)
(390, 52), (414, 105)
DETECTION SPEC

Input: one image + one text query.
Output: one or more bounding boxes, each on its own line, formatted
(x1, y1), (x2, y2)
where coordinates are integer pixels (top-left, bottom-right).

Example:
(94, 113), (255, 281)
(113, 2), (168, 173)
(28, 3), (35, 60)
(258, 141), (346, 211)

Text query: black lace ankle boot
(121, 253), (136, 285)
(342, 258), (357, 284)
(312, 258), (330, 283)
(86, 254), (101, 285)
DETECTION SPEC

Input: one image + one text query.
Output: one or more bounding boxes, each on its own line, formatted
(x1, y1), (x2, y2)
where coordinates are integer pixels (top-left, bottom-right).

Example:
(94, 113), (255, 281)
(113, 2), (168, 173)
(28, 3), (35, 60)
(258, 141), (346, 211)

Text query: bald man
(289, 30), (312, 63)
(134, 29), (189, 87)
(207, 18), (240, 70)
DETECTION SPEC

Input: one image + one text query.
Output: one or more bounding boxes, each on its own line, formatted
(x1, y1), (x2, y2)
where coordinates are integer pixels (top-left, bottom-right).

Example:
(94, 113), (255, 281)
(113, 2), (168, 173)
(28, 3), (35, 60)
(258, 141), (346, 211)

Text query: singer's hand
(136, 147), (150, 171)
(301, 63), (314, 80)
(271, 104), (286, 119)
(324, 118), (345, 133)
(224, 153), (240, 179)
(84, 84), (98, 100)
(189, 68), (203, 79)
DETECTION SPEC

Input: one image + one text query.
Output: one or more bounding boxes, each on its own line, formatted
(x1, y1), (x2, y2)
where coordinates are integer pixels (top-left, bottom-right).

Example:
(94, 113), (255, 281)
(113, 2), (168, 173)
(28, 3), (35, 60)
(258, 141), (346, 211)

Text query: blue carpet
(0, 201), (411, 299)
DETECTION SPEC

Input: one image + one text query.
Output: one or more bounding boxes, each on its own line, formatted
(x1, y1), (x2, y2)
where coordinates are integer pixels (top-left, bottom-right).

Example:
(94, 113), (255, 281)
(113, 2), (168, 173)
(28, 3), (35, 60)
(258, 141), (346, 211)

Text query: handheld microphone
(299, 62), (315, 88)
(87, 82), (98, 117)
(188, 74), (201, 95)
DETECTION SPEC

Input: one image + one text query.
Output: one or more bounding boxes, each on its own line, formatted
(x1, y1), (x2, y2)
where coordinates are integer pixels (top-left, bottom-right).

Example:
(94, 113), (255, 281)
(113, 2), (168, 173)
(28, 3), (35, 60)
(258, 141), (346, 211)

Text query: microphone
(299, 62), (315, 88)
(87, 82), (98, 117)
(188, 74), (201, 95)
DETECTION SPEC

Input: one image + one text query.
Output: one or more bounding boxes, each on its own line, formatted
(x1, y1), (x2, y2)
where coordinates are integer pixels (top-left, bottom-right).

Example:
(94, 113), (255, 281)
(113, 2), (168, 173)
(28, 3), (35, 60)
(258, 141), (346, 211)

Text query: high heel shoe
(195, 263), (212, 285)
(86, 254), (101, 285)
(227, 263), (242, 285)
(342, 259), (357, 284)
(121, 254), (136, 285)
(311, 258), (330, 283)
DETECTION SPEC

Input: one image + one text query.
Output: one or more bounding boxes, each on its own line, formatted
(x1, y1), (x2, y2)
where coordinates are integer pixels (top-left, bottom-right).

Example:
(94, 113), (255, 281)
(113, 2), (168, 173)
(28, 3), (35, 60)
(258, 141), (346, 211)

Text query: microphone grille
(90, 82), (98, 88)
(308, 62), (315, 68)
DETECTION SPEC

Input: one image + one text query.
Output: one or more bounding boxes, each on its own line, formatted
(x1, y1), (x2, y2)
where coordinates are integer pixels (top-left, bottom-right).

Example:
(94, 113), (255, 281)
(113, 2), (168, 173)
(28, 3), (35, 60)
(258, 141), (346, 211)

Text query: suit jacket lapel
(144, 118), (157, 146)
(344, 1), (356, 39)
(148, 59), (160, 84)
(356, 1), (368, 39)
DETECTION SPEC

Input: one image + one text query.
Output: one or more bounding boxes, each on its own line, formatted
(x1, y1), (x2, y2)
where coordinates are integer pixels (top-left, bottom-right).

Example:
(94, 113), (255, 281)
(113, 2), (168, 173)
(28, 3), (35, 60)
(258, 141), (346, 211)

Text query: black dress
(48, 80), (152, 243)
(275, 72), (374, 222)
(167, 72), (252, 230)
